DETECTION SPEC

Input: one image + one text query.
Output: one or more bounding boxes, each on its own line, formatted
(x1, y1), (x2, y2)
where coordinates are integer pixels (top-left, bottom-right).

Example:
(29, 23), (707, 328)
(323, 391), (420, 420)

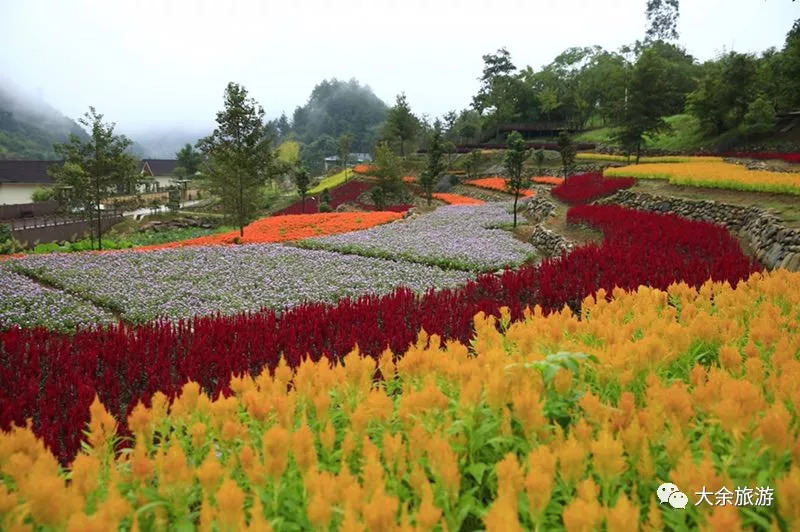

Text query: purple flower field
(0, 268), (114, 330)
(301, 202), (538, 271)
(4, 244), (471, 325)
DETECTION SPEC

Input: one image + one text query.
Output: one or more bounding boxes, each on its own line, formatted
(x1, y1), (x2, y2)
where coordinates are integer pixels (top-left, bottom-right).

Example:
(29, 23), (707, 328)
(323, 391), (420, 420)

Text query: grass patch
(309, 169), (349, 194)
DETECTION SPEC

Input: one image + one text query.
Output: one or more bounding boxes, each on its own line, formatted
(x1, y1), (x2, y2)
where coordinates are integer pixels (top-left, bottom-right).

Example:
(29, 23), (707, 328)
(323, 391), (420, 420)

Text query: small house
(0, 160), (59, 205)
(139, 159), (179, 192)
(323, 152), (372, 172)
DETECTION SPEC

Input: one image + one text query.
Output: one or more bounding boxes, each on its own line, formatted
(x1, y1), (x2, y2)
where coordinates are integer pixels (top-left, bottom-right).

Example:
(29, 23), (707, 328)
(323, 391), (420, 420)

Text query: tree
(504, 131), (530, 228)
(50, 107), (137, 250)
(371, 142), (404, 209)
(292, 165), (311, 213)
(533, 149), (546, 176)
(464, 150), (484, 181)
(338, 133), (351, 181)
(175, 143), (203, 176)
(420, 119), (446, 205)
(443, 140), (457, 169)
(198, 82), (274, 237)
(645, 0), (680, 42)
(557, 131), (576, 179)
(383, 93), (419, 157)
(740, 95), (777, 144)
(473, 47), (517, 114)
(612, 46), (675, 162)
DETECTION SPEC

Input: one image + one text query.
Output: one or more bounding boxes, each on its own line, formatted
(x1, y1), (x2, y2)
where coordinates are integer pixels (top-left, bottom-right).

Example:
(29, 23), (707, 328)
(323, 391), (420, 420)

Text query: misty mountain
(0, 82), (89, 160)
(290, 78), (389, 153)
(124, 128), (210, 159)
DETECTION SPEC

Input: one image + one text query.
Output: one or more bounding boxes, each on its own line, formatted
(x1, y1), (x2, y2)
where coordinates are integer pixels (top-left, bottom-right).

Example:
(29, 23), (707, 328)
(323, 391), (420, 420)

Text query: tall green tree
(338, 133), (351, 181)
(464, 149), (484, 181)
(420, 119), (446, 205)
(740, 94), (777, 145)
(557, 131), (576, 179)
(504, 131), (530, 228)
(292, 165), (311, 213)
(645, 0), (680, 42)
(175, 143), (203, 177)
(199, 82), (274, 237)
(383, 93), (419, 157)
(50, 107), (137, 250)
(533, 149), (546, 176)
(371, 142), (404, 209)
(612, 46), (675, 162)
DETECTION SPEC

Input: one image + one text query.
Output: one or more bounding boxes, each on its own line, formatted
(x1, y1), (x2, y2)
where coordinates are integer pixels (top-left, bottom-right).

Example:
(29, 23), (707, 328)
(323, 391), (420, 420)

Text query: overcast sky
(1, 0), (797, 135)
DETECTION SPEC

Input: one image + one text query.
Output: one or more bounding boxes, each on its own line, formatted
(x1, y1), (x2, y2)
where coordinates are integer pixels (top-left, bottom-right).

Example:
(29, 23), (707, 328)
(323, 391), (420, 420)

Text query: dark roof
(141, 159), (178, 176)
(0, 160), (61, 184)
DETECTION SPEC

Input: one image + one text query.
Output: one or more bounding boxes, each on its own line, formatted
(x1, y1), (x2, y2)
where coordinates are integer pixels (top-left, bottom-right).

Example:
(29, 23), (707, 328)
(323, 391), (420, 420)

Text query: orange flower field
(432, 193), (486, 205)
(353, 164), (376, 175)
(532, 176), (565, 186)
(1, 270), (799, 530)
(466, 177), (536, 197)
(138, 212), (405, 250)
(402, 176), (417, 183)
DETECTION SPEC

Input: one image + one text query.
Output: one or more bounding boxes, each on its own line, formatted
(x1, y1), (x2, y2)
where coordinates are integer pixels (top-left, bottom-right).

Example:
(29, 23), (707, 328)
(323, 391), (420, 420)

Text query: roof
(0, 160), (61, 184)
(141, 159), (179, 176)
(324, 153), (373, 163)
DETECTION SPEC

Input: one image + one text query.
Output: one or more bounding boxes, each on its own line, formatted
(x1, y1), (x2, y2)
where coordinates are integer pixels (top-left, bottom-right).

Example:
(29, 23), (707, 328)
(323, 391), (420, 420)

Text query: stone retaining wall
(530, 225), (573, 257)
(598, 190), (800, 271)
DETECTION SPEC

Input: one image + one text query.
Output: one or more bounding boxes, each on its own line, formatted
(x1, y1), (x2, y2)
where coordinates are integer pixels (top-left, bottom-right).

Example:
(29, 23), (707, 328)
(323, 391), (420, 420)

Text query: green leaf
(466, 463), (487, 483)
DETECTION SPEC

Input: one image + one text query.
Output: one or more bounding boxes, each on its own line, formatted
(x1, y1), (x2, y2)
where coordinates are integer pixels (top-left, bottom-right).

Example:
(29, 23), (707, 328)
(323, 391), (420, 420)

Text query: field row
(2, 269), (798, 530)
(3, 245), (471, 327)
(0, 205), (760, 465)
(605, 161), (800, 195)
(301, 202), (537, 271)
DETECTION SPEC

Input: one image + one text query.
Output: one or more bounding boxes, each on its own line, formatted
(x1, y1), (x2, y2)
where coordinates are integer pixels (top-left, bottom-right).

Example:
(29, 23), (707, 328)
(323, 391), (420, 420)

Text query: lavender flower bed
(6, 245), (471, 324)
(0, 267), (114, 330)
(301, 202), (538, 271)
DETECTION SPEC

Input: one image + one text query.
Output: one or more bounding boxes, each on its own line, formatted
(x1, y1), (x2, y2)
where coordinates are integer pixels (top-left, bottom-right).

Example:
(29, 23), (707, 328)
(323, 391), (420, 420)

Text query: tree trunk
(238, 170), (244, 238)
(513, 194), (518, 228)
(96, 178), (103, 251)
(301, 194), (305, 214)
(635, 140), (641, 165)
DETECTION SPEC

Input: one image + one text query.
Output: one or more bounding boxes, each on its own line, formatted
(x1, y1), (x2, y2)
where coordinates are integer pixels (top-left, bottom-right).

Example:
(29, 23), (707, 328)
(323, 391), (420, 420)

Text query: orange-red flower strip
(402, 176), (417, 183)
(466, 177), (535, 197)
(353, 164), (376, 174)
(137, 212), (405, 250)
(532, 176), (564, 186)
(432, 193), (485, 205)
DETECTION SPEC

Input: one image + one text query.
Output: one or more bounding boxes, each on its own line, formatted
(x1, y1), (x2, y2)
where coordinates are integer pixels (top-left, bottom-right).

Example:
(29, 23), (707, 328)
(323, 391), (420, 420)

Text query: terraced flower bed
(301, 203), (538, 271)
(466, 177), (536, 197)
(0, 269), (114, 330)
(273, 181), (374, 215)
(431, 193), (485, 205)
(0, 204), (761, 467)
(577, 153), (722, 163)
(136, 211), (404, 250)
(551, 173), (636, 204)
(4, 245), (470, 324)
(605, 161), (800, 195)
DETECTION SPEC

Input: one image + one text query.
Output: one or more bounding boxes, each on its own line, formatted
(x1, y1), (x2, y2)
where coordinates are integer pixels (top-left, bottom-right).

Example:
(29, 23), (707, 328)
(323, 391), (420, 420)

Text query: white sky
(1, 0), (797, 134)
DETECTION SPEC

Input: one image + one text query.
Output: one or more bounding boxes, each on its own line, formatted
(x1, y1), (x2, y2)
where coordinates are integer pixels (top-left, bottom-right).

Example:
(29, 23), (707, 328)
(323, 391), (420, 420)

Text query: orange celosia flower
(532, 176), (565, 185)
(432, 193), (485, 205)
(262, 424), (290, 479)
(135, 211), (404, 251)
(562, 497), (603, 532)
(466, 177), (536, 197)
